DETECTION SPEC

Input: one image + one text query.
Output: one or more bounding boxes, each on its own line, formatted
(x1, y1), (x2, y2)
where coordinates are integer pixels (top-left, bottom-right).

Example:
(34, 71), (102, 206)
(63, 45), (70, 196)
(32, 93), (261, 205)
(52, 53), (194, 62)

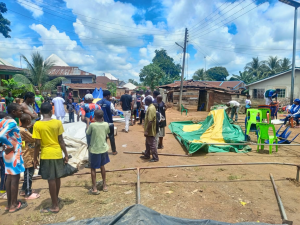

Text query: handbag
(61, 163), (78, 178)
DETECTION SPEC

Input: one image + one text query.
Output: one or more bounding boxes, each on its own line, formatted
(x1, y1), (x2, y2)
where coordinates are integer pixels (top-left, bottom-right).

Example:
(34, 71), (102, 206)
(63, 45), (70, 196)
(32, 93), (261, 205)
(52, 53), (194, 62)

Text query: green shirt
(86, 122), (110, 154)
(5, 96), (14, 105)
(144, 104), (156, 137)
(35, 95), (44, 108)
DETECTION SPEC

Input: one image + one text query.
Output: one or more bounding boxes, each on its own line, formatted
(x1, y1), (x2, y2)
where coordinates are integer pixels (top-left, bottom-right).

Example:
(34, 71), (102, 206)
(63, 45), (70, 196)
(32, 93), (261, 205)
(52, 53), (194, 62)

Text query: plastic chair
(256, 123), (278, 154)
(181, 104), (188, 115)
(246, 109), (262, 135)
(258, 108), (271, 123)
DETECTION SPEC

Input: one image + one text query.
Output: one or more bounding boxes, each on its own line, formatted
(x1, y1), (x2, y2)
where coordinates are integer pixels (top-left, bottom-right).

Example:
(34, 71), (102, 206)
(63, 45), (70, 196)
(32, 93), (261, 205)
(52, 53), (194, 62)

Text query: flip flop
(19, 191), (25, 196)
(88, 189), (100, 195)
(103, 186), (108, 192)
(25, 193), (40, 200)
(9, 201), (28, 213)
(40, 208), (59, 214)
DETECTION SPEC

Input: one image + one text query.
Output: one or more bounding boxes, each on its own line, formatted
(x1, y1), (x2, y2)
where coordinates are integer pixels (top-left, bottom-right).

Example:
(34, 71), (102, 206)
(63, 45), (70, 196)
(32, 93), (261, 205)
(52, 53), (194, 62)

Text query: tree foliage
(128, 79), (139, 86)
(192, 68), (211, 81)
(231, 71), (255, 84)
(1, 78), (27, 97)
(13, 51), (65, 92)
(107, 82), (117, 97)
(0, 2), (11, 38)
(139, 63), (166, 91)
(206, 66), (229, 81)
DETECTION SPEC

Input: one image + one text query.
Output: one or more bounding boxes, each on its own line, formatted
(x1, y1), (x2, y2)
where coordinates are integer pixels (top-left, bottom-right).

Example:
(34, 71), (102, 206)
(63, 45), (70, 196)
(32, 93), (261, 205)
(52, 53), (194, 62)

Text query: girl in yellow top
(32, 102), (68, 213)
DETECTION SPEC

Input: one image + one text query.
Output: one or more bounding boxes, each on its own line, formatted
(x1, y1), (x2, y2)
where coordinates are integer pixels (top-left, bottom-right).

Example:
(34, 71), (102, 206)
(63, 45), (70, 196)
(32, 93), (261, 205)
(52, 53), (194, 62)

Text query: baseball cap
(85, 94), (93, 100)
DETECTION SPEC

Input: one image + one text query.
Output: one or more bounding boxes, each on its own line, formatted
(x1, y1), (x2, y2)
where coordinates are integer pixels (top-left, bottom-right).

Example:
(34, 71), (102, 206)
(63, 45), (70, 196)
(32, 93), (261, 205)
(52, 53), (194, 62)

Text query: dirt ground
(1, 108), (300, 225)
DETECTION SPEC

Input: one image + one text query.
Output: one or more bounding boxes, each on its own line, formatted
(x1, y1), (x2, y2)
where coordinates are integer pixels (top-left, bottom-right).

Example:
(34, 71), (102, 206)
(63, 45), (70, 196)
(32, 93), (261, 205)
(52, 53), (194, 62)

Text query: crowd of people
(0, 88), (167, 214)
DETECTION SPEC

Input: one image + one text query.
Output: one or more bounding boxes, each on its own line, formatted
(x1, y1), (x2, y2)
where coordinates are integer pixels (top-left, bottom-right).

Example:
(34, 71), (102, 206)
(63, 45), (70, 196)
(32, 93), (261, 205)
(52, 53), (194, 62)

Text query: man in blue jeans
(97, 91), (118, 155)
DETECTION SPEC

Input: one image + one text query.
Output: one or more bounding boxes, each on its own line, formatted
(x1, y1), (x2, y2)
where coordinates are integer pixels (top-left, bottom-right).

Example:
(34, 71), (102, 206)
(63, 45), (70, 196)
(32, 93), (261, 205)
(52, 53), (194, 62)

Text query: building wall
(247, 71), (300, 104)
(173, 89), (199, 111)
(116, 88), (126, 98)
(62, 77), (93, 84)
(207, 91), (232, 111)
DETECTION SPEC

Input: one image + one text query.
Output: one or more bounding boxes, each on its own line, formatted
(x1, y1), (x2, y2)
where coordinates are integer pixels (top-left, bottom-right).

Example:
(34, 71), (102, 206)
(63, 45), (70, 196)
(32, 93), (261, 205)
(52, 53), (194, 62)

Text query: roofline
(246, 68), (300, 86)
(233, 81), (243, 89)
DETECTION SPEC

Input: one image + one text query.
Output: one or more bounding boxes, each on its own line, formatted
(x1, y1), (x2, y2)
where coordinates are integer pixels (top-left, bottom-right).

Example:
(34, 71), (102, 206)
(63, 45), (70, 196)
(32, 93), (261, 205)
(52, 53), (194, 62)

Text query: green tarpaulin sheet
(169, 109), (251, 154)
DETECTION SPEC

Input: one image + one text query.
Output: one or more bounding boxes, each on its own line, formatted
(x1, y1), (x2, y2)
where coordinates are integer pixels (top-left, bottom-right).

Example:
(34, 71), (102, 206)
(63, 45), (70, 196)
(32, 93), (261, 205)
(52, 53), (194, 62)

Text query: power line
(16, 0), (184, 35)
(190, 41), (222, 66)
(189, 0), (246, 36)
(189, 1), (267, 41)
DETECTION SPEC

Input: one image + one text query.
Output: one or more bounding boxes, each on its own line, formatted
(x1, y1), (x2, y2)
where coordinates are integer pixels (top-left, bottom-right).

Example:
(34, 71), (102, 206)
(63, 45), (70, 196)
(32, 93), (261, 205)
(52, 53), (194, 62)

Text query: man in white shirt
(226, 100), (240, 122)
(52, 93), (66, 123)
(142, 90), (154, 112)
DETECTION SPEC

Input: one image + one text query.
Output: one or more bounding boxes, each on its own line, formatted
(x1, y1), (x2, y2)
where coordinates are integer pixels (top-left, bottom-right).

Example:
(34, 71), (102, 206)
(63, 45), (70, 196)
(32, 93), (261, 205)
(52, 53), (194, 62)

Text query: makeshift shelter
(169, 109), (250, 154)
(53, 204), (283, 225)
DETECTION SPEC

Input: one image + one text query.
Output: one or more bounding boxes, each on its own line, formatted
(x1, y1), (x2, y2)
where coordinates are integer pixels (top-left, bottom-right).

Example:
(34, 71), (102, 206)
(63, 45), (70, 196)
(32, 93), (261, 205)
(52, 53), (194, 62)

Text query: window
(277, 89), (286, 98)
(253, 89), (265, 99)
(73, 91), (78, 97)
(71, 79), (82, 84)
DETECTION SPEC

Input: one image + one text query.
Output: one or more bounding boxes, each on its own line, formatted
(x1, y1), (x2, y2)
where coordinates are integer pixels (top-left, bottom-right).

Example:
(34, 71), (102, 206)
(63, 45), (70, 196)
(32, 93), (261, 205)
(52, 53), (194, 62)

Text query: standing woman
(157, 95), (166, 149)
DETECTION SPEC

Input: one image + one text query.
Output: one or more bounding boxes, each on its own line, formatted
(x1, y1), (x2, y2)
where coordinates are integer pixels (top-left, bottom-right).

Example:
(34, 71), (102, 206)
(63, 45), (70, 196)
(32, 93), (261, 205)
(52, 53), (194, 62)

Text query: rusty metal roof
(48, 66), (96, 77)
(64, 83), (106, 90)
(96, 76), (111, 84)
(0, 65), (23, 72)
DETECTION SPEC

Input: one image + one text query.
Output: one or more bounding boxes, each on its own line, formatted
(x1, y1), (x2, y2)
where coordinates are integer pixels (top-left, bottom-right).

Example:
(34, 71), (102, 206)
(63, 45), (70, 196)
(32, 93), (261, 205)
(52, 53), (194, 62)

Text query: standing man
(21, 92), (38, 128)
(131, 91), (137, 125)
(138, 90), (145, 125)
(140, 96), (158, 162)
(120, 89), (132, 133)
(157, 95), (166, 149)
(52, 93), (66, 123)
(264, 89), (280, 105)
(153, 91), (160, 103)
(5, 92), (14, 106)
(226, 100), (240, 122)
(35, 90), (44, 109)
(97, 90), (118, 155)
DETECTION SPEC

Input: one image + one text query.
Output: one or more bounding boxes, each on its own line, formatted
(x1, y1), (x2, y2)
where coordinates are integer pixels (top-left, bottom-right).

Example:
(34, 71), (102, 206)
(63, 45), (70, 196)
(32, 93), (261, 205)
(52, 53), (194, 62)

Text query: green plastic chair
(246, 109), (262, 135)
(256, 123), (278, 154)
(259, 108), (271, 123)
(181, 104), (188, 115)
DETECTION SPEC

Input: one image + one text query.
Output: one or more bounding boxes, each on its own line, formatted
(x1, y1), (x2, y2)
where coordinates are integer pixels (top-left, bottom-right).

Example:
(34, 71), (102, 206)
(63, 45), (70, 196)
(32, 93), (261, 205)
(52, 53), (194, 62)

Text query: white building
(246, 68), (300, 103)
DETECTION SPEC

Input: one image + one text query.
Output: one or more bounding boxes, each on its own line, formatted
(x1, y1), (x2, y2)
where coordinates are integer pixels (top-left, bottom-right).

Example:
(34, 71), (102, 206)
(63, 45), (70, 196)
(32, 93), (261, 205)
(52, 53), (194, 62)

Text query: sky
(1, 0), (300, 82)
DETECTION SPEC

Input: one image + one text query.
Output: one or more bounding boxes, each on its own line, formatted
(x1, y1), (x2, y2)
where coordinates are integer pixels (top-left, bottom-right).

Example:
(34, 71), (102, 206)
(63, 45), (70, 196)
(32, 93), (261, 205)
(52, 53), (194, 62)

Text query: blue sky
(1, 0), (300, 81)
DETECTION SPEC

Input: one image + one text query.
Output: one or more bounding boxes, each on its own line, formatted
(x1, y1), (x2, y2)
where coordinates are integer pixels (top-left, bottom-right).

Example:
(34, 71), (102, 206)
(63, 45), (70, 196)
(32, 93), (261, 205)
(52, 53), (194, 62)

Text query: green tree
(14, 52), (65, 92)
(264, 56), (281, 76)
(244, 57), (265, 77)
(139, 63), (166, 91)
(231, 71), (255, 84)
(107, 82), (117, 97)
(152, 49), (181, 84)
(192, 68), (211, 81)
(280, 57), (291, 71)
(0, 2), (11, 38)
(206, 66), (229, 81)
(1, 78), (27, 97)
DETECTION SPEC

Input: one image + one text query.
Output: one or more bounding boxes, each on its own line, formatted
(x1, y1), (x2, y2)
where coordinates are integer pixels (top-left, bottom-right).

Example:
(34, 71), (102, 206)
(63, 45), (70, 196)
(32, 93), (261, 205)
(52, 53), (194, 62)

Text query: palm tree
(231, 71), (255, 84)
(14, 52), (65, 92)
(244, 57), (265, 77)
(264, 56), (281, 76)
(280, 57), (292, 71)
(192, 68), (211, 81)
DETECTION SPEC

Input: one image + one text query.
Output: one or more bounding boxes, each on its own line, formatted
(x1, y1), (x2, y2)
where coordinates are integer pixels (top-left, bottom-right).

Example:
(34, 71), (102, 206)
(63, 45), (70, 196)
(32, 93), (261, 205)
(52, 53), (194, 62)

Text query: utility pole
(176, 28), (188, 110)
(204, 56), (206, 78)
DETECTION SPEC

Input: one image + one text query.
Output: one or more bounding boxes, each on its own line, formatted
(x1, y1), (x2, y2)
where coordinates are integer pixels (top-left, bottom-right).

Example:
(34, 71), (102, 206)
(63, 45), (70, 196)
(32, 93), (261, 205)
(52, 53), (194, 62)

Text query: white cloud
(17, 0), (44, 18)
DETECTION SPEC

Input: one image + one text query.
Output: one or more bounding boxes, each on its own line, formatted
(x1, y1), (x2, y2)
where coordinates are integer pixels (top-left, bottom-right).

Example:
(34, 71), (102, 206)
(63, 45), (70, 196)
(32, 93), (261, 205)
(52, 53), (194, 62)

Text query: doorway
(198, 90), (207, 111)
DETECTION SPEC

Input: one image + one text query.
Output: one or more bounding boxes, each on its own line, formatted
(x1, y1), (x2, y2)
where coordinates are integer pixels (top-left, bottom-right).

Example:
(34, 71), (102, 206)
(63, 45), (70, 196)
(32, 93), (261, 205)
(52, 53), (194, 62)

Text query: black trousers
(22, 167), (35, 196)
(108, 123), (117, 153)
(69, 112), (74, 123)
(140, 110), (145, 123)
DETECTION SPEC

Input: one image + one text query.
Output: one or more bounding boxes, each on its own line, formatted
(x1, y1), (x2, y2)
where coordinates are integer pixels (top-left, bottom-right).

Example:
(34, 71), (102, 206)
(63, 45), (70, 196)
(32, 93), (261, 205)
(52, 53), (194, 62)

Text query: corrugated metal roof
(123, 82), (137, 90)
(96, 76), (111, 84)
(0, 65), (23, 72)
(49, 66), (96, 77)
(104, 72), (118, 81)
(204, 81), (244, 88)
(46, 54), (69, 66)
(64, 83), (106, 90)
(0, 58), (14, 67)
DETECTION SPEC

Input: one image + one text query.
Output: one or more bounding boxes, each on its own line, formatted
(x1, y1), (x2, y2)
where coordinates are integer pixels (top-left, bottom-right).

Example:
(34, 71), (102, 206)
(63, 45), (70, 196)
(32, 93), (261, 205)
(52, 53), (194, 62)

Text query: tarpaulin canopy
(92, 88), (103, 99)
(51, 204), (284, 225)
(169, 109), (250, 154)
(98, 87), (103, 98)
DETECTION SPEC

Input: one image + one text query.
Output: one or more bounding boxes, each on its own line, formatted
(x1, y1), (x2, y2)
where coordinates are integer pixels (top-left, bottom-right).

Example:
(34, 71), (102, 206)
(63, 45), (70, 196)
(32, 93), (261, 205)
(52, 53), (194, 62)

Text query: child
(86, 109), (110, 195)
(72, 99), (80, 122)
(245, 95), (251, 112)
(66, 99), (75, 123)
(0, 103), (27, 213)
(19, 113), (40, 200)
(0, 112), (8, 199)
(33, 102), (68, 213)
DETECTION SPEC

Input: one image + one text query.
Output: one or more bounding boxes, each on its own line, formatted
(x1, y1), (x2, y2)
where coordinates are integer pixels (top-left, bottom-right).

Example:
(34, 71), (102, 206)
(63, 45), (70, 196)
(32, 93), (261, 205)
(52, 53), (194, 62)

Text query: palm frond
(13, 74), (35, 92)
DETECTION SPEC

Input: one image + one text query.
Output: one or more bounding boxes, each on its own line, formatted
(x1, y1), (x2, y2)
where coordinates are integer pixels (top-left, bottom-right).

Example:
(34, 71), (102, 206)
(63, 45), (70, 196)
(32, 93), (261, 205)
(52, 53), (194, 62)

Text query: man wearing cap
(264, 89), (280, 105)
(140, 96), (159, 162)
(52, 93), (66, 123)
(284, 99), (300, 127)
(81, 94), (101, 166)
(97, 90), (118, 155)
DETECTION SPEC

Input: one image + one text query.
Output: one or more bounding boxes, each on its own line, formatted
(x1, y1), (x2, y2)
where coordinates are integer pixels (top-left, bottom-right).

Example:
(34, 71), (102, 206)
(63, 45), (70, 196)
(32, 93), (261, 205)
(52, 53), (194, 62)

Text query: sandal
(103, 186), (108, 192)
(25, 193), (40, 200)
(9, 201), (28, 213)
(40, 208), (59, 214)
(88, 189), (100, 195)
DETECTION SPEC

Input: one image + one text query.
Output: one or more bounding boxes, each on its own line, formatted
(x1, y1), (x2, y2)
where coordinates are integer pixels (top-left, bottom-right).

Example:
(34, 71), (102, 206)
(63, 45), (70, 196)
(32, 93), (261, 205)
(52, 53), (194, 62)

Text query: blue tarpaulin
(92, 88), (99, 99)
(98, 88), (103, 98)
